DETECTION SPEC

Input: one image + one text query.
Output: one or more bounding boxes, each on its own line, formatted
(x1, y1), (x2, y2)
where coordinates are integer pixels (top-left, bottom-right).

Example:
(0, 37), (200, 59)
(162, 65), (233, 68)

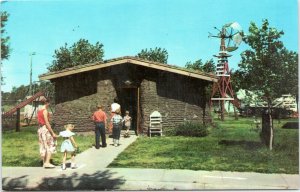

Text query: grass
(2, 126), (95, 167)
(109, 116), (299, 174)
(2, 116), (299, 173)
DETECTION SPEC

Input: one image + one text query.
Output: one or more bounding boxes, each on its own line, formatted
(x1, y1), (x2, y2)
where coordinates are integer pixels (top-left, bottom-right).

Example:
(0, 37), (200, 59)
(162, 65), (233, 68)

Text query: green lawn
(109, 116), (299, 174)
(2, 117), (298, 173)
(2, 126), (95, 167)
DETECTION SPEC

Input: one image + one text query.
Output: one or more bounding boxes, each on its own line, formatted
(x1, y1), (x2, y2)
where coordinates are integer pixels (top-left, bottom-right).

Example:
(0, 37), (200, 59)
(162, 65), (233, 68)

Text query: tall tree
(2, 81), (55, 106)
(185, 59), (203, 70)
(202, 59), (216, 73)
(6, 85), (29, 105)
(136, 47), (168, 64)
(1, 11), (10, 60)
(48, 39), (104, 72)
(236, 19), (297, 150)
(185, 59), (216, 73)
(1, 11), (10, 85)
(275, 48), (298, 104)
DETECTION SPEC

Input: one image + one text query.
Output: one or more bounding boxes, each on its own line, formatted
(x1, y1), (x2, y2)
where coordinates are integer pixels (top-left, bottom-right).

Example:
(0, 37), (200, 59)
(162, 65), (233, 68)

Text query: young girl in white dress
(59, 124), (78, 170)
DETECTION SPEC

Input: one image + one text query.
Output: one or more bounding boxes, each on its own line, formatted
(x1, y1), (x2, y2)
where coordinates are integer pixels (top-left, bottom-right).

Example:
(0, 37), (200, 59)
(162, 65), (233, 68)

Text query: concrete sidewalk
(2, 135), (300, 190)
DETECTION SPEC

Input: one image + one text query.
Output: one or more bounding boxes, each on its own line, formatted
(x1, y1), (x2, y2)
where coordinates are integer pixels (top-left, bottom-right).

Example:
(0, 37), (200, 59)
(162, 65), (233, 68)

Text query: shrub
(169, 121), (209, 137)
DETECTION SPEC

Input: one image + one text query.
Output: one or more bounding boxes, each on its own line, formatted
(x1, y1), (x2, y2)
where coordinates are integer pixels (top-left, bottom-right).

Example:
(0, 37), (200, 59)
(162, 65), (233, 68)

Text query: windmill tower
(209, 22), (243, 120)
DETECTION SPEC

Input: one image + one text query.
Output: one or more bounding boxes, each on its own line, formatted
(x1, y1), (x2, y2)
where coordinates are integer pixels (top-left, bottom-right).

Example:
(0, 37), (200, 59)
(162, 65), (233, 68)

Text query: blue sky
(1, 0), (298, 92)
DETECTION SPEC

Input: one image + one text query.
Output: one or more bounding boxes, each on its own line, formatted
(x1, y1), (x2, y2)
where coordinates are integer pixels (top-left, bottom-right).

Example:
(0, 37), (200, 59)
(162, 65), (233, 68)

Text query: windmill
(209, 22), (243, 120)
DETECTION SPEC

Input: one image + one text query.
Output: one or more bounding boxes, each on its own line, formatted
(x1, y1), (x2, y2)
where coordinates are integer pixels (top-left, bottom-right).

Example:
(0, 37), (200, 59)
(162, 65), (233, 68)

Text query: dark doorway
(118, 88), (138, 133)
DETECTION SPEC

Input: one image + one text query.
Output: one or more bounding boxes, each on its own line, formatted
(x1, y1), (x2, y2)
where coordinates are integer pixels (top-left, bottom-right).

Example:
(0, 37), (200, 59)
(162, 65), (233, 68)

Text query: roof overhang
(39, 57), (218, 82)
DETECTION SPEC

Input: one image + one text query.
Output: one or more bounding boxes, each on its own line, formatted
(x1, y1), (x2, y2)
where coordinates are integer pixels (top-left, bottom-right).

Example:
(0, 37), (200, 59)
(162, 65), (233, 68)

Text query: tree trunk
(268, 98), (274, 150)
(261, 100), (274, 150)
(268, 104), (273, 150)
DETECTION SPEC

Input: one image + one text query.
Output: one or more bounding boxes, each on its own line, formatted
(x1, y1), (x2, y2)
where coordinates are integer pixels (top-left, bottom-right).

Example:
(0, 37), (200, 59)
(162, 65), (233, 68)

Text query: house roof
(39, 56), (218, 82)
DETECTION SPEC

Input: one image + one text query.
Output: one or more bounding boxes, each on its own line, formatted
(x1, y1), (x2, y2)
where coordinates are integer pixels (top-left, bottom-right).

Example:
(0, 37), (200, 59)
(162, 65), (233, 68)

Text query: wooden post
(233, 105), (238, 120)
(221, 100), (225, 121)
(136, 87), (140, 135)
(16, 108), (20, 132)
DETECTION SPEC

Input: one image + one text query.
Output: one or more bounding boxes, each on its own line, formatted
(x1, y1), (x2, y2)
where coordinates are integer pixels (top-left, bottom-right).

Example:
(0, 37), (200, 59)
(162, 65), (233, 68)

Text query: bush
(168, 121), (209, 137)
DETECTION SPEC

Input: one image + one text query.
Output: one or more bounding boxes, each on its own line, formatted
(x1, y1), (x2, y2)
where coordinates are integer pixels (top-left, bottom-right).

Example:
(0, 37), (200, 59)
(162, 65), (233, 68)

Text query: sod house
(39, 56), (218, 134)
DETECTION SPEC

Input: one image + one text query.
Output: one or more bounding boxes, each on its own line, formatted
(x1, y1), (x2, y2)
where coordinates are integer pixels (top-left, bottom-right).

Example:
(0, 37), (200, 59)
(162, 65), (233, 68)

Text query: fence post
(16, 108), (20, 132)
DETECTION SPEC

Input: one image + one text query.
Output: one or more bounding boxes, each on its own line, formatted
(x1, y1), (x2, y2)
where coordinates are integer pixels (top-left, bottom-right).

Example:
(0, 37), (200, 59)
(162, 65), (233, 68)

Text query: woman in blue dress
(59, 124), (78, 170)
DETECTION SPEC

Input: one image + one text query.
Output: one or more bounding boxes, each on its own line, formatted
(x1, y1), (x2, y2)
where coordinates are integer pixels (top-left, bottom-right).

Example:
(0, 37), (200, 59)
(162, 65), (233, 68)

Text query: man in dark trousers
(92, 104), (107, 149)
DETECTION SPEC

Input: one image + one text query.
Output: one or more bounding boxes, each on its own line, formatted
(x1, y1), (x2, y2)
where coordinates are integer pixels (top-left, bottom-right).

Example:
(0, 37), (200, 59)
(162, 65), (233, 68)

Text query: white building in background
(224, 89), (261, 112)
(23, 95), (46, 119)
(273, 94), (297, 112)
(224, 90), (297, 112)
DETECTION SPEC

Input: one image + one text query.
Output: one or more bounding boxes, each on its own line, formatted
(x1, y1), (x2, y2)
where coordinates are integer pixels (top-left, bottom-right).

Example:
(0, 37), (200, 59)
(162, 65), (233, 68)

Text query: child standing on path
(111, 109), (123, 147)
(123, 110), (132, 138)
(59, 124), (78, 170)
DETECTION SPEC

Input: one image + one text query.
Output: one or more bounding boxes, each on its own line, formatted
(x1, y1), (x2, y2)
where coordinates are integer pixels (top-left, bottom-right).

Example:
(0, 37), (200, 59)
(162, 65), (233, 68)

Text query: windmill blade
(233, 33), (243, 46)
(211, 22), (243, 52)
(230, 22), (242, 31)
(227, 37), (232, 48)
(225, 27), (233, 38)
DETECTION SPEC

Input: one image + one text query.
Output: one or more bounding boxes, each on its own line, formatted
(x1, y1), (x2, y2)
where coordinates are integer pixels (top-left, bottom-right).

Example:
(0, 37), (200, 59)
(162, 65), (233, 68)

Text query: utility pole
(29, 52), (36, 96)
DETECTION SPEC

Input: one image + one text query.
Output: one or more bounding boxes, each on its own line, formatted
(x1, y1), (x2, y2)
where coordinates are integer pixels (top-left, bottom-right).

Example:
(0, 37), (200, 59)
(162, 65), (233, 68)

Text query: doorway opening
(118, 87), (139, 134)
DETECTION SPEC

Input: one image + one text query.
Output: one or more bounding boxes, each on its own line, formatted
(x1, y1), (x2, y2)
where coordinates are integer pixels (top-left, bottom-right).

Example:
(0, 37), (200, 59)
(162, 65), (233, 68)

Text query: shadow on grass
(218, 139), (263, 150)
(282, 122), (299, 129)
(2, 170), (125, 191)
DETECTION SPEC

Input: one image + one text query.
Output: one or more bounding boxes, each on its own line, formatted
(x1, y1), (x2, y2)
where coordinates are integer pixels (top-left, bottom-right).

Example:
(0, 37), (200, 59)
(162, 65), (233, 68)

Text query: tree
(236, 19), (297, 150)
(230, 70), (243, 94)
(202, 59), (216, 73)
(185, 59), (216, 73)
(48, 39), (104, 72)
(275, 48), (298, 106)
(1, 11), (10, 85)
(238, 20), (284, 98)
(6, 85), (29, 105)
(185, 59), (203, 70)
(136, 47), (168, 64)
(32, 80), (55, 102)
(1, 11), (10, 60)
(2, 81), (55, 107)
